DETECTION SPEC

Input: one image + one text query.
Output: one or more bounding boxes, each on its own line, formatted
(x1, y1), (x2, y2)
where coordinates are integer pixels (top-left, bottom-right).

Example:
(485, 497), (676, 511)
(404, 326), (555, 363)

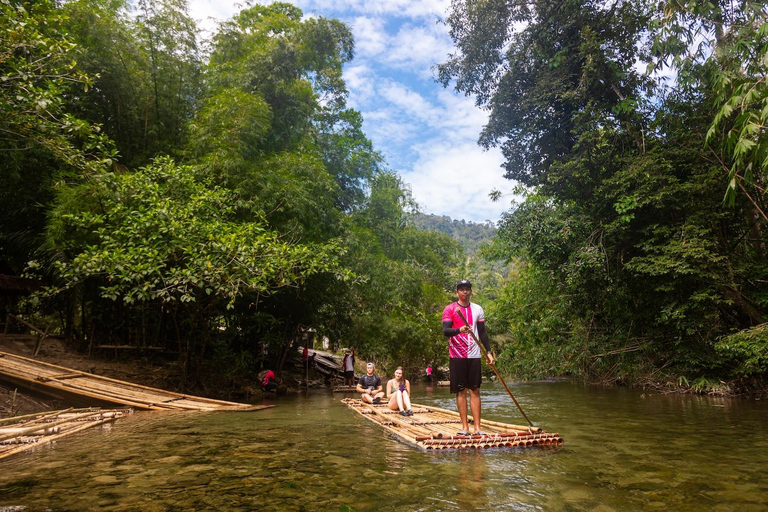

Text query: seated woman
(386, 367), (413, 416)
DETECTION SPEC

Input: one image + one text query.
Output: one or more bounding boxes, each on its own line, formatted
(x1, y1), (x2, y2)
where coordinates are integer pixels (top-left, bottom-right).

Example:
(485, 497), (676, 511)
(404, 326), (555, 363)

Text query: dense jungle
(1, 0), (766, 398)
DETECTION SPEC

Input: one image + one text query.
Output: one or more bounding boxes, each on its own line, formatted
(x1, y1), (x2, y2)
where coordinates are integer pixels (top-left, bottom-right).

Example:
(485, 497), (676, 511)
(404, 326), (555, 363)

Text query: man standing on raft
(442, 279), (494, 436)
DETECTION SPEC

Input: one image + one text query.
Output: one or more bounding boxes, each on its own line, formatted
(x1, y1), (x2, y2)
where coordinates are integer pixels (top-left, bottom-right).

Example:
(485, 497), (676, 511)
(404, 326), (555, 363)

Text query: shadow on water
(1, 381), (767, 511)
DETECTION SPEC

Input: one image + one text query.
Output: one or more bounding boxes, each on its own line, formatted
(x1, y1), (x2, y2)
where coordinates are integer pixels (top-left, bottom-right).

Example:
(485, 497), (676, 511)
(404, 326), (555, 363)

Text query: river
(1, 381), (766, 511)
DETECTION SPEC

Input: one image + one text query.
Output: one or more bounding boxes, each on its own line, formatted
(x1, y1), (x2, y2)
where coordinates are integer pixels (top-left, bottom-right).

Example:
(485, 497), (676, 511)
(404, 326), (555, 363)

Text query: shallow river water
(1, 381), (766, 511)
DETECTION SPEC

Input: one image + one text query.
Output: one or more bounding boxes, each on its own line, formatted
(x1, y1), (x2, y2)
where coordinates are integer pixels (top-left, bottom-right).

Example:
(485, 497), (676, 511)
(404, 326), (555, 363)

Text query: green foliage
(0, 0), (116, 173)
(410, 213), (496, 257)
(0, 0), (116, 273)
(50, 157), (347, 308)
(715, 324), (768, 377)
(490, 262), (581, 380)
(331, 173), (464, 371)
(439, 0), (654, 188)
(61, 0), (202, 167)
(651, 1), (768, 212)
(441, 0), (768, 387)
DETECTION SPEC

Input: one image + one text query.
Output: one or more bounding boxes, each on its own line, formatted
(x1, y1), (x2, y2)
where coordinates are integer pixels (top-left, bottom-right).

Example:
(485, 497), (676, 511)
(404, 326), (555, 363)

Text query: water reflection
(455, 451), (487, 511)
(0, 382), (766, 511)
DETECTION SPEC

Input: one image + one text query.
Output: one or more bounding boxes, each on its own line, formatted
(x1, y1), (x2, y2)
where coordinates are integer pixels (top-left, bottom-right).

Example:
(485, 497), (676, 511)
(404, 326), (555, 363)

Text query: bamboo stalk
(0, 408), (73, 426)
(415, 431), (537, 442)
(0, 411), (109, 443)
(412, 402), (540, 433)
(0, 354), (235, 411)
(348, 401), (422, 446)
(0, 351), (249, 407)
(0, 416), (118, 460)
(0, 426), (60, 435)
(363, 403), (434, 438)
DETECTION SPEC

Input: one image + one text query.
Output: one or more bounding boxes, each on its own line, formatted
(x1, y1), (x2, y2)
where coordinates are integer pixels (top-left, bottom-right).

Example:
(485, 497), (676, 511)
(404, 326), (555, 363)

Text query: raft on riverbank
(0, 407), (131, 460)
(0, 351), (271, 412)
(342, 398), (563, 450)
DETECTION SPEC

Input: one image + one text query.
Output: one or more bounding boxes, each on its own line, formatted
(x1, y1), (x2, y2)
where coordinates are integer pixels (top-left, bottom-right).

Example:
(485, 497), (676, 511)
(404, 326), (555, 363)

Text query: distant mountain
(410, 213), (496, 257)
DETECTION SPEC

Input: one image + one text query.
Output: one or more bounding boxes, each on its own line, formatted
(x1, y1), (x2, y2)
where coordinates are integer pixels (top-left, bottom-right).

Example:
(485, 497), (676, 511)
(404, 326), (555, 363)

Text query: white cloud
(296, 0), (450, 19)
(187, 0), (238, 34)
(350, 16), (389, 57)
(342, 64), (377, 106)
(385, 22), (453, 75)
(378, 81), (433, 123)
(405, 141), (512, 223)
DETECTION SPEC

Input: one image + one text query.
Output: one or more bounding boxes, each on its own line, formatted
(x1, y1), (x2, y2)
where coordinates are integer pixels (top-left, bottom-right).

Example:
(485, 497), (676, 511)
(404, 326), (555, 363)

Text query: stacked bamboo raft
(342, 398), (563, 450)
(436, 380), (450, 387)
(0, 407), (131, 460)
(307, 350), (343, 378)
(0, 351), (271, 412)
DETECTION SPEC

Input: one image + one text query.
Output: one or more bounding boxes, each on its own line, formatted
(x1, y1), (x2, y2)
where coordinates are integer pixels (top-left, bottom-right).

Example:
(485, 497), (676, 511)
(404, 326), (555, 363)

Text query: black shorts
(449, 358), (482, 394)
(344, 370), (354, 380)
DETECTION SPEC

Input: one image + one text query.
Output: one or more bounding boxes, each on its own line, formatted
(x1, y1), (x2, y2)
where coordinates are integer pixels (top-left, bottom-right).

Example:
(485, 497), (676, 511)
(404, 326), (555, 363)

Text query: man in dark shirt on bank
(356, 362), (384, 404)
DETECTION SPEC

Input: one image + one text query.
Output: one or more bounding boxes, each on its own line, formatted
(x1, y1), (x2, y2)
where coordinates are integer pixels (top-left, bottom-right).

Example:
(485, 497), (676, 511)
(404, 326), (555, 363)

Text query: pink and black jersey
(442, 302), (485, 359)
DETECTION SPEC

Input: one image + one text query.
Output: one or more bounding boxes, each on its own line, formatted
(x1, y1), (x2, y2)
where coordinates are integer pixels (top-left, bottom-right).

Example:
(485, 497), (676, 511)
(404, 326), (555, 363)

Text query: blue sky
(187, 0), (516, 224)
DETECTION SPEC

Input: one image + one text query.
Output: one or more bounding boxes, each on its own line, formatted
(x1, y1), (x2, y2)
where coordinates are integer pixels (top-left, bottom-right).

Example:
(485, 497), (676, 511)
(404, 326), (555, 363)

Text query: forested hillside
(410, 213), (495, 257)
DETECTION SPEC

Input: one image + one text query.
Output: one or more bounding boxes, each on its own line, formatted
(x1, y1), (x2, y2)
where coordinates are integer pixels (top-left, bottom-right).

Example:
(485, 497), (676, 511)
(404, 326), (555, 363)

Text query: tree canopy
(440, 0), (768, 390)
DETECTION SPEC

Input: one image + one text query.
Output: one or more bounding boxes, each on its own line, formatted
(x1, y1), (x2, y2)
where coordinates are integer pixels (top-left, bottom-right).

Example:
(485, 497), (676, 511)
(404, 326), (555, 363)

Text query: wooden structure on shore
(0, 351), (271, 412)
(0, 407), (131, 460)
(342, 398), (563, 450)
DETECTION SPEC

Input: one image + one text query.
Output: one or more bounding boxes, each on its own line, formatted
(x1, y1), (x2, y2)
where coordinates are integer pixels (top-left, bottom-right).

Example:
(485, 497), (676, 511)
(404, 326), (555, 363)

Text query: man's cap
(456, 279), (472, 290)
(366, 362), (375, 368)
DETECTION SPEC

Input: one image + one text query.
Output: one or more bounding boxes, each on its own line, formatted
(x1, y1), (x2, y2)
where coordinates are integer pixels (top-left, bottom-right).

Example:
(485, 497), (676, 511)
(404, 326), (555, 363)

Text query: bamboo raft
(332, 385), (359, 393)
(342, 398), (563, 450)
(436, 380), (450, 387)
(0, 351), (271, 412)
(0, 407), (131, 460)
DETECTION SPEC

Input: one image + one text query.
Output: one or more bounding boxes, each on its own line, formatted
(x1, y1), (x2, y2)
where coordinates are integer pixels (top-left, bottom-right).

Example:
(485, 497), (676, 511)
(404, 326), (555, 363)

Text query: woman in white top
(386, 366), (413, 416)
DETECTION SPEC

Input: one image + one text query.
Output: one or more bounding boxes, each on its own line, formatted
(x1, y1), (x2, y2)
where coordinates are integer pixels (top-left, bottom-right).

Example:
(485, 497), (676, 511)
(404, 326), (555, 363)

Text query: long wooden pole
(454, 308), (534, 428)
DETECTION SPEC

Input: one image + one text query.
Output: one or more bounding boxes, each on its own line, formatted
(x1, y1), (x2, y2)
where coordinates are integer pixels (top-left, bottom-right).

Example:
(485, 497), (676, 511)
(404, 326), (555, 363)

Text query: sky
(187, 0), (516, 224)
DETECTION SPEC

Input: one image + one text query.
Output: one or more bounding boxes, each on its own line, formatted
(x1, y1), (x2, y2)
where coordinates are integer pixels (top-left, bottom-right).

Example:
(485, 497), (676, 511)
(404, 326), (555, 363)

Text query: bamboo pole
(0, 411), (111, 443)
(411, 402), (541, 433)
(0, 415), (120, 461)
(5, 314), (47, 337)
(0, 351), (249, 407)
(0, 408), (73, 426)
(363, 403), (434, 438)
(0, 351), (255, 410)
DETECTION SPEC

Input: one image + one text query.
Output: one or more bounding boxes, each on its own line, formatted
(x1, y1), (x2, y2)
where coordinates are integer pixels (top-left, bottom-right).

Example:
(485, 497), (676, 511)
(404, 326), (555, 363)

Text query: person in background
(356, 362), (384, 404)
(442, 279), (494, 436)
(426, 364), (433, 383)
(342, 349), (355, 386)
(261, 369), (278, 393)
(386, 366), (413, 416)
